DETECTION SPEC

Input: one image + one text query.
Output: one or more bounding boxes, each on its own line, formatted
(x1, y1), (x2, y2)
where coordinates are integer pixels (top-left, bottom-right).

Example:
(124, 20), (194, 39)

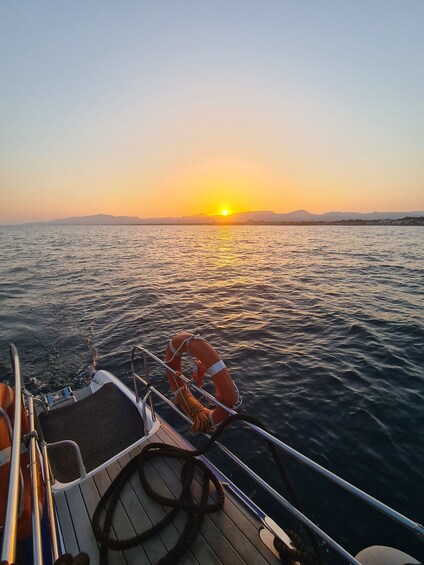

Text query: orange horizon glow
(1, 153), (422, 223)
(2, 3), (424, 225)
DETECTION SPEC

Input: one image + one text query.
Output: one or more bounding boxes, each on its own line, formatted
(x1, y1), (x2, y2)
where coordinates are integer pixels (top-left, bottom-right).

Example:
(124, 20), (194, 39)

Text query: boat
(1, 334), (423, 565)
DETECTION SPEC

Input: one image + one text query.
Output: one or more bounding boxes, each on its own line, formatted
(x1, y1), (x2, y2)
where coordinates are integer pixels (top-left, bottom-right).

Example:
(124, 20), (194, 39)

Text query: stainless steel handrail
(215, 439), (363, 565)
(27, 396), (43, 564)
(23, 386), (60, 561)
(46, 440), (87, 479)
(41, 442), (59, 561)
(1, 346), (63, 564)
(131, 346), (156, 420)
(1, 344), (23, 564)
(131, 344), (424, 556)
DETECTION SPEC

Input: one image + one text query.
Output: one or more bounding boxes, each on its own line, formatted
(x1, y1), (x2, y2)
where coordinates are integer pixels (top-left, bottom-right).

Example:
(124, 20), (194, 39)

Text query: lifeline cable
(92, 413), (323, 565)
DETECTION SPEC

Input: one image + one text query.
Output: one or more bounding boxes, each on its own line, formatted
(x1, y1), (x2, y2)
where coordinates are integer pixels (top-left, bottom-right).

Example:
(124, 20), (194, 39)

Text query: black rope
(91, 442), (224, 564)
(274, 530), (323, 565)
(91, 412), (323, 565)
(53, 554), (90, 565)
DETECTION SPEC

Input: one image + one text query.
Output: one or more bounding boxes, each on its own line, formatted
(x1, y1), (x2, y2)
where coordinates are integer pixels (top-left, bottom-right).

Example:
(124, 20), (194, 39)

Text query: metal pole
(215, 440), (362, 565)
(41, 442), (59, 561)
(134, 376), (192, 425)
(28, 396), (43, 564)
(1, 344), (23, 564)
(46, 440), (87, 479)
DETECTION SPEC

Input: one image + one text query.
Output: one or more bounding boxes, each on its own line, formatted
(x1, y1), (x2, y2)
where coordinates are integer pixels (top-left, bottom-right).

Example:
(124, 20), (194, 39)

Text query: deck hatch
(38, 383), (145, 482)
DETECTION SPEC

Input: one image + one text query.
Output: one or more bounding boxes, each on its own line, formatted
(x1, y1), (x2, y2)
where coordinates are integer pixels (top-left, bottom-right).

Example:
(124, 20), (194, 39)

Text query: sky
(1, 1), (423, 223)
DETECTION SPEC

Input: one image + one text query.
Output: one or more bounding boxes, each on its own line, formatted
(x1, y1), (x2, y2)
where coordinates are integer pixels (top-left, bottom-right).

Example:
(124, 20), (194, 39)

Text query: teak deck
(53, 412), (280, 565)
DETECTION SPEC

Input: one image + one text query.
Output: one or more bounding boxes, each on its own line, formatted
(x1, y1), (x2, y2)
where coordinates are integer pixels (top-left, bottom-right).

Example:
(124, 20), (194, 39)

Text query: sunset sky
(1, 1), (423, 223)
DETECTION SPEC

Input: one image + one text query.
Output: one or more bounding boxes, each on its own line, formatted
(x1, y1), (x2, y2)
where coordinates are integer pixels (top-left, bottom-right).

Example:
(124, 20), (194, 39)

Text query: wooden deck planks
(93, 466), (146, 565)
(105, 458), (167, 564)
(126, 444), (217, 565)
(153, 425), (278, 565)
(119, 448), (200, 565)
(54, 491), (80, 558)
(79, 474), (127, 565)
(143, 439), (247, 565)
(156, 425), (279, 565)
(55, 419), (281, 565)
(64, 484), (100, 565)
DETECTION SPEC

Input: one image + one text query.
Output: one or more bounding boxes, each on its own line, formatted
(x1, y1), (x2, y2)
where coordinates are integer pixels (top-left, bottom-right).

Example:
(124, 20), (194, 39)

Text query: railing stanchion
(28, 396), (43, 564)
(41, 442), (59, 561)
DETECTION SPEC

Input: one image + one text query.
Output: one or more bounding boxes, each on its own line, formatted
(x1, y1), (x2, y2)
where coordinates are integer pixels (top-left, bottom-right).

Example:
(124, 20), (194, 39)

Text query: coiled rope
(174, 385), (210, 432)
(92, 413), (323, 565)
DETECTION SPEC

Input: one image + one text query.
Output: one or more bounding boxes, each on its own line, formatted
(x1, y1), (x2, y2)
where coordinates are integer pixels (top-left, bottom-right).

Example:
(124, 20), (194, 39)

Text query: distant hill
(224, 209), (424, 223)
(48, 214), (143, 225)
(29, 210), (424, 225)
(34, 213), (211, 225)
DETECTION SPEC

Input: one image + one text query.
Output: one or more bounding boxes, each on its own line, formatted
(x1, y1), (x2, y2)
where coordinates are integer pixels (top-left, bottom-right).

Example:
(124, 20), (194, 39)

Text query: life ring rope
(165, 334), (205, 396)
(165, 332), (238, 433)
(166, 334), (207, 364)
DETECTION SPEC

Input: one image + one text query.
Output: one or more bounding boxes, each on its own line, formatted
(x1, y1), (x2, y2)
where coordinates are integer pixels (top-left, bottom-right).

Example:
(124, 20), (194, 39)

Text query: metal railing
(41, 442), (59, 561)
(27, 396), (43, 564)
(46, 440), (87, 479)
(131, 344), (424, 564)
(1, 345), (63, 565)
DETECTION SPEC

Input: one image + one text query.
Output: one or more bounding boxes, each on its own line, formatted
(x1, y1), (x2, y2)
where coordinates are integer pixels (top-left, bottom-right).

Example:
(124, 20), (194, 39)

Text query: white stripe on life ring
(168, 340), (177, 355)
(208, 359), (226, 377)
(0, 446), (11, 466)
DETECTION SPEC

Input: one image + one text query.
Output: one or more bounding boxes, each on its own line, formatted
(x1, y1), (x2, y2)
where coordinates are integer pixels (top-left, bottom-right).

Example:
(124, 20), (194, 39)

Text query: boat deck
(54, 417), (281, 565)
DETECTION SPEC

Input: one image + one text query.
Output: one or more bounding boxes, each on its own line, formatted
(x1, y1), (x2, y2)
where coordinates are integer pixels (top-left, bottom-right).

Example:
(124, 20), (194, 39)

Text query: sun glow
(221, 209), (229, 216)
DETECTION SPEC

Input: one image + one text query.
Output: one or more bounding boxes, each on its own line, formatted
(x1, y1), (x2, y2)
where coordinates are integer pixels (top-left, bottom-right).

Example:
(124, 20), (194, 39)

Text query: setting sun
(221, 209), (229, 216)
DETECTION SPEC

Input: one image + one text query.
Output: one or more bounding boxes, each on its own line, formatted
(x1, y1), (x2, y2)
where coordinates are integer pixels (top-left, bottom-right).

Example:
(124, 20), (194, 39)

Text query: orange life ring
(0, 383), (44, 541)
(165, 332), (238, 432)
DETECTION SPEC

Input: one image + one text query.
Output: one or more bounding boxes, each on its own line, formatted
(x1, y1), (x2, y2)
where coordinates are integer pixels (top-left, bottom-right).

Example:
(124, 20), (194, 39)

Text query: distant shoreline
(3, 216), (424, 227)
(234, 217), (424, 226)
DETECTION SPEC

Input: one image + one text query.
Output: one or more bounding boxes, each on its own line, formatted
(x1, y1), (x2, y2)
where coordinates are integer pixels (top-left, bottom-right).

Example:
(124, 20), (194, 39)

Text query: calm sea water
(0, 225), (423, 561)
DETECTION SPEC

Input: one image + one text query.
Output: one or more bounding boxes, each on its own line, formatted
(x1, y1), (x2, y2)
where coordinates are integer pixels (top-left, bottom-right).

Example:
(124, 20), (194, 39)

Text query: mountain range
(32, 210), (424, 225)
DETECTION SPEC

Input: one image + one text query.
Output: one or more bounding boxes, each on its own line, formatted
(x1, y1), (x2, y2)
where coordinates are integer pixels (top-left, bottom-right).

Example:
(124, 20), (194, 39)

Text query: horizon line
(2, 207), (424, 225)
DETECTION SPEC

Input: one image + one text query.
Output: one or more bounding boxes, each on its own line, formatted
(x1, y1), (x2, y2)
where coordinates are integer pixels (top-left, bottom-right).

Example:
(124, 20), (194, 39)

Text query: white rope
(166, 336), (198, 415)
(208, 412), (219, 432)
(166, 334), (219, 420)
(167, 340), (177, 356)
(166, 340), (190, 401)
(233, 381), (242, 408)
(172, 384), (186, 397)
(166, 336), (194, 412)
(165, 335), (193, 364)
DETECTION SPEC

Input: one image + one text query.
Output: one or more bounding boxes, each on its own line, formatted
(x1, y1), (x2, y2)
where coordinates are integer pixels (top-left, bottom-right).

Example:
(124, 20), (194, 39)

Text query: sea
(0, 224), (423, 562)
